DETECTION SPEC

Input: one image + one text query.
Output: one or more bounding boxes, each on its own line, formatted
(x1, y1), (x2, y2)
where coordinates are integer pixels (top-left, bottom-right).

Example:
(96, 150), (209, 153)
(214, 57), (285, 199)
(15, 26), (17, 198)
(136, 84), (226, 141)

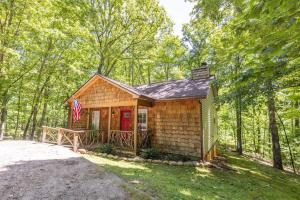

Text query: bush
(140, 148), (160, 159)
(95, 144), (114, 154)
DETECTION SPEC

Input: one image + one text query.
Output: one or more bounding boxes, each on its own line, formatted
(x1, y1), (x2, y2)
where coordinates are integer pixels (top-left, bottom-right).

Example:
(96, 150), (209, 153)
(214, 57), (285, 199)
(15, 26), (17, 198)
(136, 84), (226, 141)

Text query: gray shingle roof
(66, 73), (214, 104)
(134, 76), (214, 100)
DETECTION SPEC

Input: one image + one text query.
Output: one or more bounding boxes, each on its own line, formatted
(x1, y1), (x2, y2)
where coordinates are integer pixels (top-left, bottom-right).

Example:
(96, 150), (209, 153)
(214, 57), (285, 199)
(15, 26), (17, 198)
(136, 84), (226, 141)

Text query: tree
(184, 0), (300, 170)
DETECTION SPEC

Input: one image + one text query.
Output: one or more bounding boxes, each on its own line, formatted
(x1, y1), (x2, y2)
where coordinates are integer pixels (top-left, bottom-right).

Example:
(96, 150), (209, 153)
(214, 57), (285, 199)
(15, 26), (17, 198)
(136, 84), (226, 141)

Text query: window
(124, 112), (130, 118)
(138, 109), (147, 131)
(92, 110), (100, 130)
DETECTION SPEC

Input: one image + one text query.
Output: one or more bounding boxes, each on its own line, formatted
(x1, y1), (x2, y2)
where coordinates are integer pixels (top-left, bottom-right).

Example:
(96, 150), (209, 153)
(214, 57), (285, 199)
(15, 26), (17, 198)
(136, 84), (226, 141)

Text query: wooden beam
(41, 126), (47, 143)
(73, 133), (78, 152)
(137, 98), (153, 107)
(133, 100), (138, 155)
(81, 100), (136, 109)
(108, 107), (112, 143)
(68, 105), (72, 129)
(57, 129), (62, 145)
(86, 108), (90, 129)
(68, 103), (73, 129)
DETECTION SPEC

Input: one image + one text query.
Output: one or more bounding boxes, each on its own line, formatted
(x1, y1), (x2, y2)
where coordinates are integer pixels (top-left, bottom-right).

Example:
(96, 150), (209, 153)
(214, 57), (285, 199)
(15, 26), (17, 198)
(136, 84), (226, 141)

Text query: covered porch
(42, 99), (152, 155)
(42, 74), (154, 154)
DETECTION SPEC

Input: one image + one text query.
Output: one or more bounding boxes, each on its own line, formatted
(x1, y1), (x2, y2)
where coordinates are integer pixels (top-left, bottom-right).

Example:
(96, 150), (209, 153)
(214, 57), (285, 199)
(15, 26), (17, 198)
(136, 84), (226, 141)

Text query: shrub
(140, 148), (160, 159)
(95, 144), (114, 154)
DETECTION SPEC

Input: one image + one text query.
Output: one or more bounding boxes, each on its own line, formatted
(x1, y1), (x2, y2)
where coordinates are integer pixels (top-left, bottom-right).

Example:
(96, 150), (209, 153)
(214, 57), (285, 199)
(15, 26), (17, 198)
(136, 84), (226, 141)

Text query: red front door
(120, 110), (132, 131)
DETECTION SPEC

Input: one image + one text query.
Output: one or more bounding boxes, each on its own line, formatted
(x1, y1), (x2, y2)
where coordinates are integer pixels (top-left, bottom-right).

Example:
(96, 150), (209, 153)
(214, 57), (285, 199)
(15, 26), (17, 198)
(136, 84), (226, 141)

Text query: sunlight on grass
(179, 189), (192, 196)
(84, 153), (300, 200)
(249, 170), (271, 180)
(85, 155), (150, 171)
(195, 167), (211, 177)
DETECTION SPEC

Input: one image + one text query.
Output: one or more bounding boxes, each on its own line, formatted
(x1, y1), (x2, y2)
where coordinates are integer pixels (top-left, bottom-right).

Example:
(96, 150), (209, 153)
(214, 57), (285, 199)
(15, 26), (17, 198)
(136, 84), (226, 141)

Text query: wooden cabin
(65, 65), (218, 160)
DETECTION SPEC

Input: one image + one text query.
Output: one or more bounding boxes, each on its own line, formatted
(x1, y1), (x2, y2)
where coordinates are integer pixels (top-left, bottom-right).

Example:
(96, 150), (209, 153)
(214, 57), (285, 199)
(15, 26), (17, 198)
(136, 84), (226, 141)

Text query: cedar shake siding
(148, 100), (202, 157)
(76, 77), (135, 108)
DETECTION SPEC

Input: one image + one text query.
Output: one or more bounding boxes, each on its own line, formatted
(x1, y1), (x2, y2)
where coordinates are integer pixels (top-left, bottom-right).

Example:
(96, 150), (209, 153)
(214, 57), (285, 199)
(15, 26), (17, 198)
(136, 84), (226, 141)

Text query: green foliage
(0, 0), (187, 140)
(184, 0), (300, 170)
(0, 0), (299, 172)
(140, 148), (160, 159)
(95, 144), (114, 154)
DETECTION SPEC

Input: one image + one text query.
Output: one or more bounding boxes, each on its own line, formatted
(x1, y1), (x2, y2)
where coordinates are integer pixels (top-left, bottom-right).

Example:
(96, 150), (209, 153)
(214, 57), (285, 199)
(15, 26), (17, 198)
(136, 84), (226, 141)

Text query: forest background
(0, 0), (299, 172)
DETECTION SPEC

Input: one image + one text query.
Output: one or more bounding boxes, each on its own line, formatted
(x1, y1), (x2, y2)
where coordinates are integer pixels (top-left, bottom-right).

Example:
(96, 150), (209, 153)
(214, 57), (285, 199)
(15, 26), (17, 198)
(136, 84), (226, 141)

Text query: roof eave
(154, 95), (208, 101)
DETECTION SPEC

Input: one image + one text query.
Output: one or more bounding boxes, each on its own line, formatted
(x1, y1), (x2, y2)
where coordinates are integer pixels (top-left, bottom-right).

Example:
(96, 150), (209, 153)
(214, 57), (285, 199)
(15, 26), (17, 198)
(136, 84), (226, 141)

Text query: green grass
(84, 152), (300, 200)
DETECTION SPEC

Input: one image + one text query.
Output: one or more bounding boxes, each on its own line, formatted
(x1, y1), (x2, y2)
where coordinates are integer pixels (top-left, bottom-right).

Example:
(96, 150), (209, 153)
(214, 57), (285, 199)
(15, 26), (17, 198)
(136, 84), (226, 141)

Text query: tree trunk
(23, 108), (34, 139)
(37, 91), (49, 140)
(30, 105), (38, 140)
(251, 106), (257, 152)
(147, 65), (151, 84)
(256, 113), (262, 154)
(234, 56), (242, 155)
(295, 101), (299, 136)
(266, 80), (283, 170)
(236, 95), (242, 155)
(14, 79), (23, 138)
(0, 91), (9, 140)
(253, 106), (261, 153)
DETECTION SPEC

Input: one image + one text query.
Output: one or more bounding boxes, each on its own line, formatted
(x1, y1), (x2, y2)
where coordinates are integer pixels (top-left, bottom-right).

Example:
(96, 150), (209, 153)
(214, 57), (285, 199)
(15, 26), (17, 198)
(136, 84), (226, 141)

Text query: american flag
(73, 99), (81, 123)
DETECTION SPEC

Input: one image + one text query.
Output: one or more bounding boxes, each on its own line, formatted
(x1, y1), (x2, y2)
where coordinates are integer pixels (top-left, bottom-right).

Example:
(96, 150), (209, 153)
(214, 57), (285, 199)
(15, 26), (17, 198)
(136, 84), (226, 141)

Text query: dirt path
(0, 140), (131, 200)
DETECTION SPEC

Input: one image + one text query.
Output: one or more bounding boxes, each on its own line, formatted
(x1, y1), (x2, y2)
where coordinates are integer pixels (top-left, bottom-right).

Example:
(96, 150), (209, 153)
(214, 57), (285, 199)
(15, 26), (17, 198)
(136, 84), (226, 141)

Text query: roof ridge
(134, 75), (215, 88)
(134, 78), (190, 88)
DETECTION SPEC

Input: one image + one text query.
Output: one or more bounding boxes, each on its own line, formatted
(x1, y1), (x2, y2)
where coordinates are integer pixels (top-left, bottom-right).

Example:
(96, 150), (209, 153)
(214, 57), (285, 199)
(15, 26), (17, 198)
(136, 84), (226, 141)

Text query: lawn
(84, 152), (300, 200)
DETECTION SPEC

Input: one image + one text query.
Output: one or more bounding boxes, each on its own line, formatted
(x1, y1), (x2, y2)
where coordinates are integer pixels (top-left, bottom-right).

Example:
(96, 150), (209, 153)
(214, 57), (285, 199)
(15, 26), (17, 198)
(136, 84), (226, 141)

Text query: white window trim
(138, 108), (147, 130)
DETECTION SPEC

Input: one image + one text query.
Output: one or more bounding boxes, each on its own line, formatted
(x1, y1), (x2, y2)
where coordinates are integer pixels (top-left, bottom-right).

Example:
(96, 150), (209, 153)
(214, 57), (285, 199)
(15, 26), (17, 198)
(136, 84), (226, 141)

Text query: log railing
(138, 129), (151, 148)
(42, 126), (150, 152)
(42, 126), (106, 151)
(109, 129), (151, 150)
(77, 129), (106, 148)
(42, 126), (59, 144)
(109, 130), (134, 149)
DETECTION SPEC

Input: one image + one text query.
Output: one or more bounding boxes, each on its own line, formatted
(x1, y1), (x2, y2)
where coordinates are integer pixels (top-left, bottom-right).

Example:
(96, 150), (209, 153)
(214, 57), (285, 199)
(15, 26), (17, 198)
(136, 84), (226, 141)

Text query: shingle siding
(148, 100), (202, 158)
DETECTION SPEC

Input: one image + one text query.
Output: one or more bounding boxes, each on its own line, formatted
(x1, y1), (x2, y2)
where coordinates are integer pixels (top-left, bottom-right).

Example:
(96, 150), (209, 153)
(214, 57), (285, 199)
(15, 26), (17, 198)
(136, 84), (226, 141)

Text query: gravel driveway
(0, 140), (131, 200)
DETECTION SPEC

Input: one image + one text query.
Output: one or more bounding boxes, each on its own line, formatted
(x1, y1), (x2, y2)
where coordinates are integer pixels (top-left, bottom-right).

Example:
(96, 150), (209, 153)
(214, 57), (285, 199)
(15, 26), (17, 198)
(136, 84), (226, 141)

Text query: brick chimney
(191, 62), (210, 80)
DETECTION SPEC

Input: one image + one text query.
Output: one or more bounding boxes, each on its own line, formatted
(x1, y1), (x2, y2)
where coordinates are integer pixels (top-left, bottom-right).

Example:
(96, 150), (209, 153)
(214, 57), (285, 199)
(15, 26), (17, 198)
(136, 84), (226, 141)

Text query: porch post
(57, 128), (62, 145)
(134, 100), (138, 155)
(68, 103), (72, 129)
(86, 108), (90, 129)
(108, 107), (111, 143)
(41, 126), (47, 143)
(73, 132), (78, 152)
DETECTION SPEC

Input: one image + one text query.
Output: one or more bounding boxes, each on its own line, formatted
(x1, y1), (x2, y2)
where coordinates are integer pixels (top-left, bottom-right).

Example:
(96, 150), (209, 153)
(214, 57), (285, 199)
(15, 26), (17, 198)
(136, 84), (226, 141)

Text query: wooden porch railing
(138, 130), (151, 148)
(108, 129), (151, 150)
(77, 129), (107, 147)
(109, 130), (134, 149)
(42, 126), (151, 152)
(41, 126), (106, 151)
